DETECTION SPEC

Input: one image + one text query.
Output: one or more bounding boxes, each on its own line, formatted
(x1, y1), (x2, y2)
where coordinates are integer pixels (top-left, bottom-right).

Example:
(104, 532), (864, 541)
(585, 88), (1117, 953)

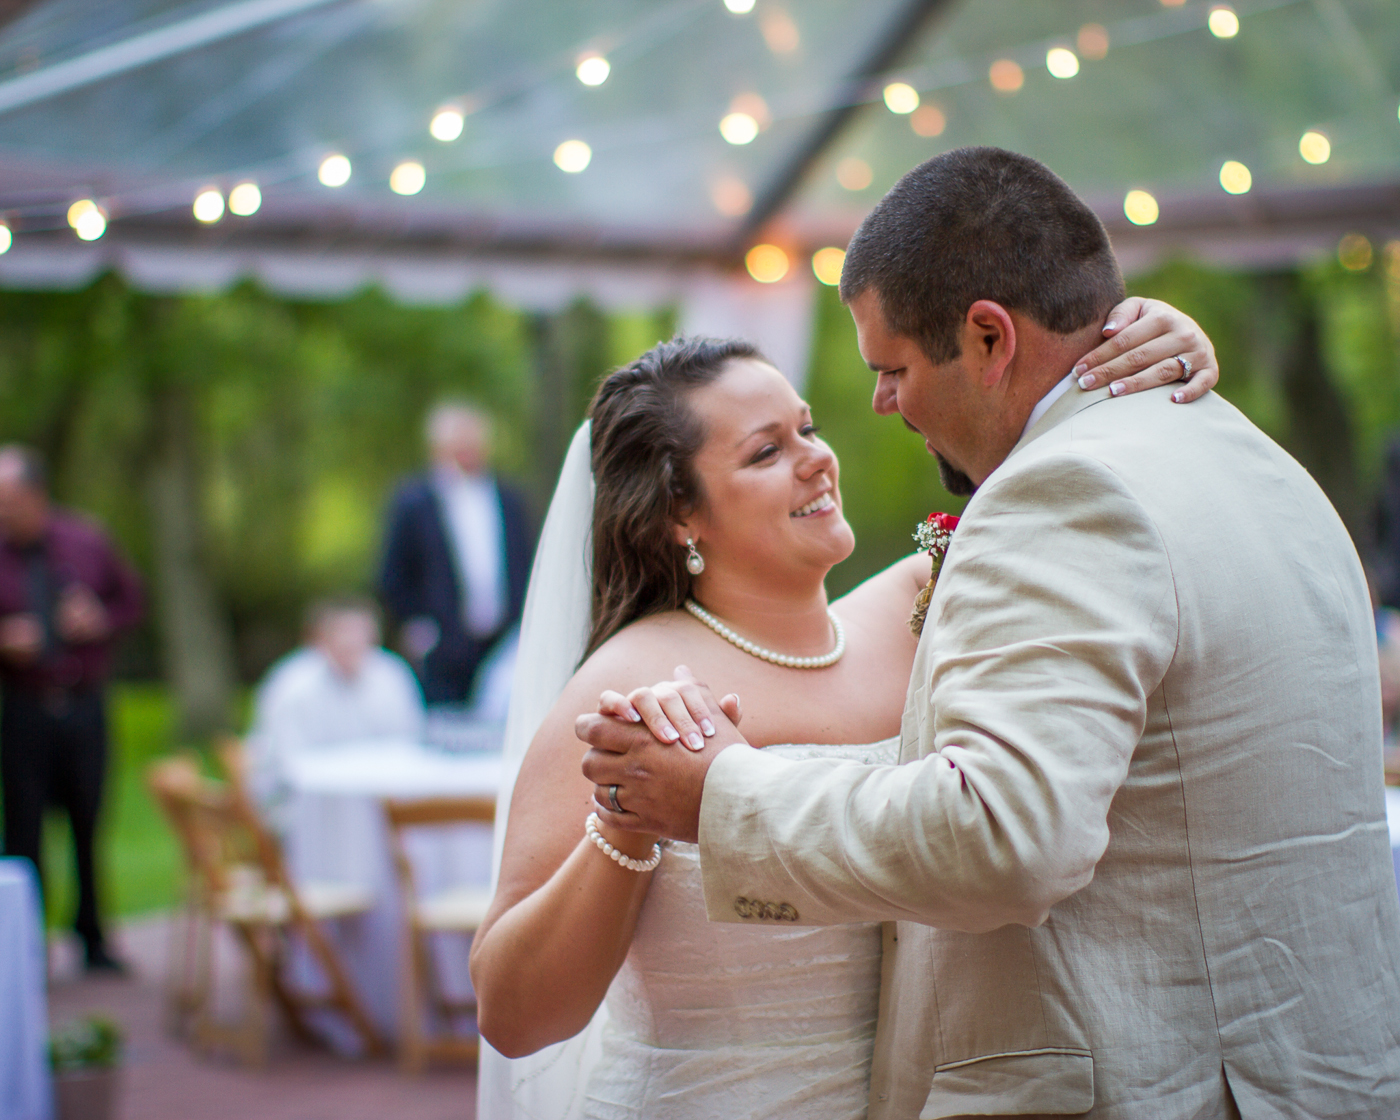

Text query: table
(0, 858), (51, 1120)
(280, 740), (502, 1052)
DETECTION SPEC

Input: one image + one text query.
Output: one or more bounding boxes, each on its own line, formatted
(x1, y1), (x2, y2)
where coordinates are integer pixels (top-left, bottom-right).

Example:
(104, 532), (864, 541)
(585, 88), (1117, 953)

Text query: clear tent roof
(0, 0), (1394, 269)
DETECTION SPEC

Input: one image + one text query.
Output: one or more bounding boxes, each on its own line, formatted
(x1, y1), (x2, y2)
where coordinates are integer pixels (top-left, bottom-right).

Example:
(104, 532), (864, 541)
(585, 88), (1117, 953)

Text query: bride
(470, 303), (1217, 1119)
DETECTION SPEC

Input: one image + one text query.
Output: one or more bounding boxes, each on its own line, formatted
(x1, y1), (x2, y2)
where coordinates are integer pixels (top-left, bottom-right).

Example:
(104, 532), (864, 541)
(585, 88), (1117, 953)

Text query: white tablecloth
(0, 859), (50, 1120)
(281, 740), (502, 1051)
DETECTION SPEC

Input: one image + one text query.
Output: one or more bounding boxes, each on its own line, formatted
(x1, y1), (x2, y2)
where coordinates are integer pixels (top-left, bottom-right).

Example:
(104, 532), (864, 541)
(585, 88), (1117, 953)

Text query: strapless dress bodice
(582, 738), (898, 1120)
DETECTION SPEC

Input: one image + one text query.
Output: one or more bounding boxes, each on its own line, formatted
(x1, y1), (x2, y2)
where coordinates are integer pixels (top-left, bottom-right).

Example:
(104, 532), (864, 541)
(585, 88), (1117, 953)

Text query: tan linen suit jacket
(698, 385), (1400, 1118)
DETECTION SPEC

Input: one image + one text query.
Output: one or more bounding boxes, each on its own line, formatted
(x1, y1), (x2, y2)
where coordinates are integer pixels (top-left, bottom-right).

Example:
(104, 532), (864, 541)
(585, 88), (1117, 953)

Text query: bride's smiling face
(676, 358), (855, 581)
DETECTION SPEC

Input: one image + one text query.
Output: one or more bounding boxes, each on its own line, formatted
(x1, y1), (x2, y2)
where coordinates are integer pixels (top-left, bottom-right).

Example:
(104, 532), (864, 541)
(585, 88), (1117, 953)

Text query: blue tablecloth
(0, 858), (50, 1120)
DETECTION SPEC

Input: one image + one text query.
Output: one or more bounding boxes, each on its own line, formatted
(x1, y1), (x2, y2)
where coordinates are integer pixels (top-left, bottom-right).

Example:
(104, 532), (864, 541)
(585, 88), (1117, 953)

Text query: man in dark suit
(378, 403), (534, 706)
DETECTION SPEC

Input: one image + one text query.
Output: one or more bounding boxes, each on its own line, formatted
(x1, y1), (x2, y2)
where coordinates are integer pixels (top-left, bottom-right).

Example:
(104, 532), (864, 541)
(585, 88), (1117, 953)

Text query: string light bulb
(576, 54), (610, 86)
(0, 222), (11, 254)
(720, 112), (759, 145)
(812, 247), (845, 286)
(228, 182), (261, 216)
(67, 199), (106, 241)
(1338, 234), (1372, 271)
(1208, 6), (1239, 38)
(390, 160), (426, 195)
(553, 139), (592, 172)
(1046, 48), (1079, 78)
(989, 59), (1024, 93)
(1123, 190), (1160, 226)
(192, 188), (225, 223)
(710, 176), (752, 217)
(1078, 24), (1110, 59)
(1219, 160), (1251, 194)
(1299, 131), (1330, 165)
(836, 158), (872, 191)
(318, 154), (351, 187)
(910, 105), (945, 137)
(430, 107), (464, 142)
(883, 82), (919, 114)
(745, 244), (789, 283)
(723, 0), (755, 13)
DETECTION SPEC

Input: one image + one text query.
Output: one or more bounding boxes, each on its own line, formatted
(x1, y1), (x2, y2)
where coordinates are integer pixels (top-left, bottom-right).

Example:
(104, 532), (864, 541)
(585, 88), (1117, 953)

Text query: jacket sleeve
(378, 486), (425, 621)
(98, 531), (144, 633)
(697, 452), (1179, 933)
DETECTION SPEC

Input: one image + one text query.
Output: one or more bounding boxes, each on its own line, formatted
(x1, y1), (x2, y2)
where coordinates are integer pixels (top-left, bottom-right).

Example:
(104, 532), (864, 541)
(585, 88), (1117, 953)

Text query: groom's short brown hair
(839, 147), (1125, 363)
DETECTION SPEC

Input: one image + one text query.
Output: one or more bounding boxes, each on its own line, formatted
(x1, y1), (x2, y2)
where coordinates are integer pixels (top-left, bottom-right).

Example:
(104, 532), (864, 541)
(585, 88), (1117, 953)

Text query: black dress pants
(1, 687), (109, 954)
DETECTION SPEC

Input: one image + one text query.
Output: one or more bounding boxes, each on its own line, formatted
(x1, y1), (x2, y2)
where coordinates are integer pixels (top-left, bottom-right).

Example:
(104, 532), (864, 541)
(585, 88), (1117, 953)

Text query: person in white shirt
(248, 596), (424, 818)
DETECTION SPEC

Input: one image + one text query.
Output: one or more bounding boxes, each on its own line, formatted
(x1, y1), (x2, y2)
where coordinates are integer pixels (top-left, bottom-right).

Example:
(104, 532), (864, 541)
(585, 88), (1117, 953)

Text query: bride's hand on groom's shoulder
(1072, 296), (1219, 403)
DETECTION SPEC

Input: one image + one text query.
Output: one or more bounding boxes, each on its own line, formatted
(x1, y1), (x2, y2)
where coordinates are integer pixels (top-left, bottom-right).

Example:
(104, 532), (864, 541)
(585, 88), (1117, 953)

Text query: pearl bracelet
(585, 812), (662, 873)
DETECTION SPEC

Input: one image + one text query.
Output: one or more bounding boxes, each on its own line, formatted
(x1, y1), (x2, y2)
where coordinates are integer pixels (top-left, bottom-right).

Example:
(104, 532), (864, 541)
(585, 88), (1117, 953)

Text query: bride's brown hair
(585, 335), (764, 657)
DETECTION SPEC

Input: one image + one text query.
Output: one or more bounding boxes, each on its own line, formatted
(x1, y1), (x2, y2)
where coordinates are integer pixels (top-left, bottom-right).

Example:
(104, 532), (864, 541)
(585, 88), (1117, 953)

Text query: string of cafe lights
(0, 0), (1389, 287)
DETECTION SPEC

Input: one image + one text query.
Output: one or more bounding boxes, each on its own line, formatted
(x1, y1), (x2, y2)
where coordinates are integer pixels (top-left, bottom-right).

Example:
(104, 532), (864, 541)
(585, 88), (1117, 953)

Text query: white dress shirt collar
(1021, 373), (1076, 441)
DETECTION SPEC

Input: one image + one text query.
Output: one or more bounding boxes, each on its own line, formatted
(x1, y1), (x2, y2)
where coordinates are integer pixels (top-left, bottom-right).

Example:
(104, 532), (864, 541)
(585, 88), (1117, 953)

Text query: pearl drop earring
(685, 538), (705, 576)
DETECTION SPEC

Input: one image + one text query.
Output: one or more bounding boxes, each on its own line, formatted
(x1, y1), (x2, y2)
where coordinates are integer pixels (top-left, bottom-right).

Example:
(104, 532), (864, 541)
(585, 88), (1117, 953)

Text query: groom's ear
(963, 300), (1016, 388)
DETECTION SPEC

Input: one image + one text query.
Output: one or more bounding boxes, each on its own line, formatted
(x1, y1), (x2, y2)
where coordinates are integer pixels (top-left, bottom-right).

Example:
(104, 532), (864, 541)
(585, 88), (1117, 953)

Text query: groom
(580, 148), (1400, 1117)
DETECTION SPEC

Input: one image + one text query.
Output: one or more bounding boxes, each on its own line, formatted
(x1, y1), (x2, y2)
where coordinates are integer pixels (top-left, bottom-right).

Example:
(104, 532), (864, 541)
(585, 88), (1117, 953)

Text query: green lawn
(39, 683), (188, 929)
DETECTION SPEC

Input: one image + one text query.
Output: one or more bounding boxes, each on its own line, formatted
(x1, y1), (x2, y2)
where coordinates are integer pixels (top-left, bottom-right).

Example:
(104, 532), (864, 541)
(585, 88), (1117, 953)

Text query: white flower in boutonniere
(909, 512), (960, 636)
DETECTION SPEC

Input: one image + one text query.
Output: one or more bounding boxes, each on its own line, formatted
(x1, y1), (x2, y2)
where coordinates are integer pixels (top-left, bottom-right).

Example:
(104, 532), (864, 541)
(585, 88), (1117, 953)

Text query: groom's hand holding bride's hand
(579, 667), (746, 844)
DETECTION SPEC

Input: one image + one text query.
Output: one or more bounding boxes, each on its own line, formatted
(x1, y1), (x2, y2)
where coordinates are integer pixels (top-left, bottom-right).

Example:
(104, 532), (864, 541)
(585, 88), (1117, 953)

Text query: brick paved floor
(47, 914), (477, 1120)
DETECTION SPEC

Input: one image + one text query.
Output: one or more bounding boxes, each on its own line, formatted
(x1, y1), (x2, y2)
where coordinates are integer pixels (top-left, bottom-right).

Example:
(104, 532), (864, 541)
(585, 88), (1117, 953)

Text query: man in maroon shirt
(0, 445), (143, 971)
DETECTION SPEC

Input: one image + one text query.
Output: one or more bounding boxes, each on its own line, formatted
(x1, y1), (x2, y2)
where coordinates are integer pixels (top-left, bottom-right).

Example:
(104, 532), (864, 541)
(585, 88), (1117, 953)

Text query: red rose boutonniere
(909, 512), (960, 636)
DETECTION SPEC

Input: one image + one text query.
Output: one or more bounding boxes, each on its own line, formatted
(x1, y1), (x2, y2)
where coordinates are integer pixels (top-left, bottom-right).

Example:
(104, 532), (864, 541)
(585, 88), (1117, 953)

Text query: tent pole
(734, 0), (955, 252)
(0, 0), (348, 117)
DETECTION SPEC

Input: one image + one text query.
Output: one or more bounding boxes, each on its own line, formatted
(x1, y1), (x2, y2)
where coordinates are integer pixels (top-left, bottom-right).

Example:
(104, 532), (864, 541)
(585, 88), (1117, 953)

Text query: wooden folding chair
(381, 796), (496, 1073)
(147, 756), (224, 1040)
(213, 738), (387, 1061)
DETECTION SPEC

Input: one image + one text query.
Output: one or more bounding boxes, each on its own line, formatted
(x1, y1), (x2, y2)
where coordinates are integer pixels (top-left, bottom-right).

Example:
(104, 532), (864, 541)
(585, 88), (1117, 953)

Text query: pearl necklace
(684, 599), (845, 669)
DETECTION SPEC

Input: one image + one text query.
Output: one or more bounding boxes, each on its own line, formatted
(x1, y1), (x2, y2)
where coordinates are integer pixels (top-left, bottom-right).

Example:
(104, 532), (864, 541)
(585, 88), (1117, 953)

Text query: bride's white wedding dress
(480, 426), (894, 1119)
(581, 738), (898, 1120)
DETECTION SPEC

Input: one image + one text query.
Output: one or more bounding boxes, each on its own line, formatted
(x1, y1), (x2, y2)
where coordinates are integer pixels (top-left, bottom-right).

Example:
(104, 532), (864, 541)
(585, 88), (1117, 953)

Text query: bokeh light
(1219, 160), (1252, 194)
(720, 112), (759, 145)
(910, 105), (945, 137)
(1123, 190), (1160, 226)
(72, 203), (106, 241)
(576, 55), (610, 86)
(836, 157), (873, 191)
(812, 247), (845, 286)
(1077, 24), (1109, 59)
(1046, 48), (1079, 79)
(1299, 131), (1330, 165)
(228, 182), (261, 216)
(883, 82), (919, 114)
(1208, 6), (1239, 38)
(390, 160), (426, 195)
(710, 176), (752, 217)
(989, 60), (1024, 93)
(745, 243), (789, 283)
(760, 9), (799, 53)
(723, 0), (755, 14)
(193, 188), (225, 223)
(430, 107), (464, 142)
(318, 154), (351, 187)
(1338, 234), (1372, 271)
(553, 140), (592, 172)
(0, 223), (12, 254)
(67, 199), (97, 228)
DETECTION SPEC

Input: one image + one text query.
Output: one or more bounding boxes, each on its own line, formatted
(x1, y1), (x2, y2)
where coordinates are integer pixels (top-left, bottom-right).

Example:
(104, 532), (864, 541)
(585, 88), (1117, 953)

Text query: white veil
(478, 421), (609, 1119)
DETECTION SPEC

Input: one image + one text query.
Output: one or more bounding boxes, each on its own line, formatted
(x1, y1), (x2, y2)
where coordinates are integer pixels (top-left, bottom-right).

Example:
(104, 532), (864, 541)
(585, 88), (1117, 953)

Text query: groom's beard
(901, 415), (976, 496)
(936, 453), (976, 497)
